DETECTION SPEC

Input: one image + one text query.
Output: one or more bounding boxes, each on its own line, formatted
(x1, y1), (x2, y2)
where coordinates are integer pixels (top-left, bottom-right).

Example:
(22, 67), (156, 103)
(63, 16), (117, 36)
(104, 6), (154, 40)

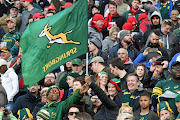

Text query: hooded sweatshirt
(150, 11), (162, 29)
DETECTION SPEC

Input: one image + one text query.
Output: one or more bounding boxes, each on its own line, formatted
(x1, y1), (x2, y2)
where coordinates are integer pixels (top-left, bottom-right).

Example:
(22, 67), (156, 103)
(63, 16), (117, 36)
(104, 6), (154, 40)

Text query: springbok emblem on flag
(39, 21), (80, 48)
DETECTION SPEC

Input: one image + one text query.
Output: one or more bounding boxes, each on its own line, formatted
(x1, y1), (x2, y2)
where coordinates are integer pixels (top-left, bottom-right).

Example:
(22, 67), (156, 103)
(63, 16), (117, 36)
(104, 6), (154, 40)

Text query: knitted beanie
(36, 109), (50, 120)
(118, 30), (131, 41)
(138, 13), (148, 22)
(127, 16), (137, 25)
(46, 85), (60, 96)
(92, 14), (104, 21)
(123, 23), (133, 30)
(110, 78), (122, 91)
(89, 38), (102, 49)
(154, 57), (167, 65)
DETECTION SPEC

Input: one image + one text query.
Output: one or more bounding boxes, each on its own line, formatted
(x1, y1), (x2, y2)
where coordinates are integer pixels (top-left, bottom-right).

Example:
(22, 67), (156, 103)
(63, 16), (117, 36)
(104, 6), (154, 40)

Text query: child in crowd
(134, 91), (159, 120)
(119, 105), (133, 115)
(36, 109), (50, 120)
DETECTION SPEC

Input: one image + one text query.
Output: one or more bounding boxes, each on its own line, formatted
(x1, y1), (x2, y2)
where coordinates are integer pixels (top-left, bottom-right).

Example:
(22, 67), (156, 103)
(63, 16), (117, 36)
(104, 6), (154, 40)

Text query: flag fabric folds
(20, 0), (88, 87)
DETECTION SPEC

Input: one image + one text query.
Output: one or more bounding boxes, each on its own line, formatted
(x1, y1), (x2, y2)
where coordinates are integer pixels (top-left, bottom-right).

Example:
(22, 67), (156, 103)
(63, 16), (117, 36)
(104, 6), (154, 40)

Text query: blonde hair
(109, 27), (120, 37)
(116, 113), (135, 120)
(119, 105), (133, 115)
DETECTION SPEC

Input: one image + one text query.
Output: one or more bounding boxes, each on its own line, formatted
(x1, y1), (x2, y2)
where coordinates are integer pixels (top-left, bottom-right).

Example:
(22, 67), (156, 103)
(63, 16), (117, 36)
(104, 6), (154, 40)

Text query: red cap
(138, 13), (148, 22)
(127, 16), (137, 25)
(61, 2), (73, 8)
(21, 0), (33, 3)
(33, 13), (44, 19)
(48, 5), (56, 10)
(123, 23), (133, 30)
(92, 14), (104, 21)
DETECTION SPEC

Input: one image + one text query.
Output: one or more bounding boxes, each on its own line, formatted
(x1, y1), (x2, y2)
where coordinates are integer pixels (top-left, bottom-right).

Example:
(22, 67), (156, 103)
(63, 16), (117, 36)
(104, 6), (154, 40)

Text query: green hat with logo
(72, 58), (82, 66)
(157, 101), (173, 116)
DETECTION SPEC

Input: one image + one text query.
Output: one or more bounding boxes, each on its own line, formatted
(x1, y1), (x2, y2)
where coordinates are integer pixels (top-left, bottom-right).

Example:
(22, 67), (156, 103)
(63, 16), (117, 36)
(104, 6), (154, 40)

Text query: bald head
(117, 48), (128, 62)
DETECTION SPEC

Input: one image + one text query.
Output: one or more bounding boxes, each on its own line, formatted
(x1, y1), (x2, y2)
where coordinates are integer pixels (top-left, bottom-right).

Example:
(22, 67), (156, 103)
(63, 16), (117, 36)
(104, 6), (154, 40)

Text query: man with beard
(152, 61), (180, 115)
(140, 29), (169, 61)
(109, 30), (139, 61)
(43, 71), (56, 87)
(155, 0), (173, 20)
(12, 83), (41, 117)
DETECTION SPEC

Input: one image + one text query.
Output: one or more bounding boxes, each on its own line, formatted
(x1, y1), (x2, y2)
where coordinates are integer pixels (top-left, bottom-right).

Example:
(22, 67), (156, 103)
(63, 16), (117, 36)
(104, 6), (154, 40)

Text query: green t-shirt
(139, 113), (149, 120)
(160, 2), (169, 20)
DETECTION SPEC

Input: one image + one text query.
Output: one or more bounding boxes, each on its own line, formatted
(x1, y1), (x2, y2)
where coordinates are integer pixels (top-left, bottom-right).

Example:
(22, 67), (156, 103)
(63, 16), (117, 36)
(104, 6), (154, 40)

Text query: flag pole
(86, 52), (88, 75)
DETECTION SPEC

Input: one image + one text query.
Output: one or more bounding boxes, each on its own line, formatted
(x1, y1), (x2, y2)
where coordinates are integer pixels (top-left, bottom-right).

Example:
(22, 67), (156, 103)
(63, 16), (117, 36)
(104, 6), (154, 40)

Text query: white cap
(0, 59), (7, 67)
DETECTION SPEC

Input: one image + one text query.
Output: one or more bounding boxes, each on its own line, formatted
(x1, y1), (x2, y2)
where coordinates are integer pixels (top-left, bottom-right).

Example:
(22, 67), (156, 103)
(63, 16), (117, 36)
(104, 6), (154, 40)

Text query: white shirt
(1, 68), (19, 102)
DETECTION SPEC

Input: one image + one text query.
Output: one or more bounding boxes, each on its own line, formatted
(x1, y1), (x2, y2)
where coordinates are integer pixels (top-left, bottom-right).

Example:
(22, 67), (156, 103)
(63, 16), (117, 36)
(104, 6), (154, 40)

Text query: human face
(44, 73), (56, 87)
(161, 25), (172, 35)
(117, 48), (128, 63)
(21, 1), (29, 7)
(0, 65), (7, 74)
(109, 4), (117, 15)
(109, 64), (119, 77)
(176, 101), (180, 112)
(99, 74), (108, 86)
(67, 107), (80, 120)
(73, 81), (82, 92)
(92, 7), (100, 15)
(41, 92), (47, 103)
(95, 20), (104, 29)
(170, 10), (179, 21)
(123, 34), (132, 43)
(127, 76), (139, 93)
(90, 62), (98, 73)
(108, 83), (118, 96)
(131, 0), (140, 11)
(43, 7), (48, 15)
(15, 1), (21, 9)
(139, 96), (151, 109)
(136, 66), (145, 78)
(28, 83), (39, 94)
(151, 16), (160, 25)
(10, 8), (18, 17)
(88, 42), (97, 52)
(66, 61), (72, 68)
(7, 21), (16, 30)
(110, 32), (118, 41)
(67, 76), (75, 87)
(149, 32), (160, 45)
(72, 65), (83, 73)
(160, 110), (172, 120)
(0, 51), (11, 60)
(34, 17), (40, 21)
(47, 88), (60, 102)
(155, 65), (163, 75)
(36, 116), (43, 120)
(171, 64), (180, 80)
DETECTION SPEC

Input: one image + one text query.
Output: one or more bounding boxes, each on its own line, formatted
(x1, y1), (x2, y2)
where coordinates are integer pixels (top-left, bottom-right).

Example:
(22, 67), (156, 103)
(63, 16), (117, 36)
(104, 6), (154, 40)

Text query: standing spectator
(88, 38), (108, 65)
(122, 0), (143, 23)
(170, 9), (179, 32)
(102, 26), (120, 54)
(109, 30), (139, 61)
(155, 0), (173, 20)
(19, 0), (41, 33)
(0, 5), (21, 33)
(12, 83), (41, 117)
(88, 14), (104, 42)
(0, 59), (18, 111)
(1, 18), (21, 49)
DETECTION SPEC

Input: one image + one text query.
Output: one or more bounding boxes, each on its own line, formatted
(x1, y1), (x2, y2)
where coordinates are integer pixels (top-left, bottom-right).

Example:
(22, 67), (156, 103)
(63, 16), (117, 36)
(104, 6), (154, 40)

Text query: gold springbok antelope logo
(39, 21), (80, 48)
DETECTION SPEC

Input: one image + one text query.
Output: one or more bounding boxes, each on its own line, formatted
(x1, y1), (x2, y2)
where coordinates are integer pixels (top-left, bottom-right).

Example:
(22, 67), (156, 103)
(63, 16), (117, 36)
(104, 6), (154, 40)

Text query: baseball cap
(6, 18), (16, 23)
(72, 58), (82, 66)
(61, 2), (73, 8)
(0, 47), (10, 53)
(48, 5), (56, 10)
(171, 61), (180, 68)
(0, 59), (8, 67)
(32, 13), (44, 19)
(89, 56), (104, 65)
(21, 0), (33, 3)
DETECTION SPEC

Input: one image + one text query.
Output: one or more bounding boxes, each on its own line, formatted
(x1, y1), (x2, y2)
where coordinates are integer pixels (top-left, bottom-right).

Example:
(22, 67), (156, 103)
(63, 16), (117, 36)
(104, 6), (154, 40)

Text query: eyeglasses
(172, 67), (180, 71)
(49, 89), (59, 94)
(68, 112), (79, 116)
(162, 19), (172, 25)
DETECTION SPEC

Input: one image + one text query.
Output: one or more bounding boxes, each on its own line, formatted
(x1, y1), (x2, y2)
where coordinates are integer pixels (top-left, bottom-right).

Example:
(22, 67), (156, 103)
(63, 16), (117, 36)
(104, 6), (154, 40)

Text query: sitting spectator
(133, 91), (159, 120)
(102, 27), (120, 54)
(117, 48), (135, 73)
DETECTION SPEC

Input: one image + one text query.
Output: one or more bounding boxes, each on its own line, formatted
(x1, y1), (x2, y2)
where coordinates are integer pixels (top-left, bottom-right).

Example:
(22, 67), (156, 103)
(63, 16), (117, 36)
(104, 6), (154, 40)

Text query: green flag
(20, 0), (88, 87)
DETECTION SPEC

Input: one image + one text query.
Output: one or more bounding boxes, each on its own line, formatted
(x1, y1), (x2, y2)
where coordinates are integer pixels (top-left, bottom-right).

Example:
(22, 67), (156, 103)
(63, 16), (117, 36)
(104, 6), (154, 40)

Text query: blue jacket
(155, 0), (173, 19)
(109, 42), (139, 61)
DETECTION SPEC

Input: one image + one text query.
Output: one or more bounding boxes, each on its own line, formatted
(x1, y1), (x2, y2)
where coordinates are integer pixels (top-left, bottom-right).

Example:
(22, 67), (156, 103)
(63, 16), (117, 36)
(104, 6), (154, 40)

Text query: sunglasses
(162, 19), (171, 25)
(68, 112), (79, 116)
(50, 89), (59, 94)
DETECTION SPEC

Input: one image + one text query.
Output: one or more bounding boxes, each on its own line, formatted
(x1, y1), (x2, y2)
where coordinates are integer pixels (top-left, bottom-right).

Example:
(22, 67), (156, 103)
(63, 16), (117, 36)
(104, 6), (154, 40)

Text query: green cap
(72, 58), (82, 66)
(175, 94), (180, 102)
(157, 101), (173, 116)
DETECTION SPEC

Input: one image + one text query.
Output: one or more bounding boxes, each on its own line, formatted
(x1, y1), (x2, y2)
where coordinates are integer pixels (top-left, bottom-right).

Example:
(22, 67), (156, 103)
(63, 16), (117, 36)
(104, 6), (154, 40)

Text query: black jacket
(12, 91), (41, 117)
(89, 82), (123, 120)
